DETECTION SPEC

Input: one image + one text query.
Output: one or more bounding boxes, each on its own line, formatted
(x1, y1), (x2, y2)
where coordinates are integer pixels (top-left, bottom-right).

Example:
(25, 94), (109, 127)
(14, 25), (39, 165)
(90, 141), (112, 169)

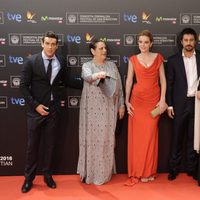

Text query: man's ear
(41, 41), (44, 48)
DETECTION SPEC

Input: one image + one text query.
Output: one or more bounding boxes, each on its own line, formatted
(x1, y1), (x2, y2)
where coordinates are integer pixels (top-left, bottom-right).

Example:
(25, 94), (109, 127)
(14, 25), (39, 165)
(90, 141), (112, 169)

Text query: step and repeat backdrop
(0, 0), (200, 175)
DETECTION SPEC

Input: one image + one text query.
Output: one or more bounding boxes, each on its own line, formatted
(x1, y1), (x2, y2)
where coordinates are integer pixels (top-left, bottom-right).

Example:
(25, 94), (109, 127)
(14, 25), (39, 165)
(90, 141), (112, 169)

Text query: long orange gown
(128, 53), (164, 180)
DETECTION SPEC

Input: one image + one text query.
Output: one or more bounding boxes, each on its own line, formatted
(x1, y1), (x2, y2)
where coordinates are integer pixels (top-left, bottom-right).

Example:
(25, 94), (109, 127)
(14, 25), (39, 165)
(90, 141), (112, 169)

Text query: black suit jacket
(166, 50), (200, 115)
(20, 52), (67, 112)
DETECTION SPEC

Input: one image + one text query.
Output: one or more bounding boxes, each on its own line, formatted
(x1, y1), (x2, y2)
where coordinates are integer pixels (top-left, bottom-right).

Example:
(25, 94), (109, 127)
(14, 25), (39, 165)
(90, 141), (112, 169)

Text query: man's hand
(167, 108), (174, 119)
(35, 104), (49, 116)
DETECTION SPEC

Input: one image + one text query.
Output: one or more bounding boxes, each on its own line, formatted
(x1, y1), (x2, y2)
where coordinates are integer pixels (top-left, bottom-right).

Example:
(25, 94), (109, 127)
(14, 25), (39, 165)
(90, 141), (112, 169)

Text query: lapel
(177, 52), (187, 83)
(51, 55), (64, 85)
(35, 53), (47, 78)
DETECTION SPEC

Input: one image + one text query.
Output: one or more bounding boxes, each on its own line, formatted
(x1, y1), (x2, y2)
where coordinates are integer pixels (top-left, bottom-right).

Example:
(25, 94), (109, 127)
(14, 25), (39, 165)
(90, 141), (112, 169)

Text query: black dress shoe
(21, 180), (33, 193)
(187, 171), (197, 180)
(44, 175), (56, 189)
(168, 172), (178, 181)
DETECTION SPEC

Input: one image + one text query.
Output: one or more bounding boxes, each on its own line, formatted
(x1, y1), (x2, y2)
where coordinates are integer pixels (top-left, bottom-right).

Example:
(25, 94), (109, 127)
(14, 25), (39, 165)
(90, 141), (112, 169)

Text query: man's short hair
(42, 31), (58, 44)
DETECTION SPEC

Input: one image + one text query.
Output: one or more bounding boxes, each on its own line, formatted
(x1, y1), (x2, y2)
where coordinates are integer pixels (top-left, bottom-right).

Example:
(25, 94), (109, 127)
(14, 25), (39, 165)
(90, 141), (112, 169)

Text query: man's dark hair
(42, 31), (58, 44)
(180, 28), (197, 41)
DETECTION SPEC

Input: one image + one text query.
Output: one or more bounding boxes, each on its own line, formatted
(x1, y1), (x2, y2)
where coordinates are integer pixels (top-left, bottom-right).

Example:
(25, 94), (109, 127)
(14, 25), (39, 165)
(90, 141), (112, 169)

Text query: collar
(182, 49), (196, 58)
(42, 51), (56, 60)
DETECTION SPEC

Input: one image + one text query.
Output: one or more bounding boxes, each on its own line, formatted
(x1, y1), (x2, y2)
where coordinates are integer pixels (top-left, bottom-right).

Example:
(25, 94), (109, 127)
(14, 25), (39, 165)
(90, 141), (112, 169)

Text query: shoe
(187, 171), (197, 180)
(168, 171), (178, 181)
(44, 175), (56, 189)
(124, 177), (139, 186)
(148, 176), (155, 181)
(21, 179), (33, 193)
(140, 177), (149, 183)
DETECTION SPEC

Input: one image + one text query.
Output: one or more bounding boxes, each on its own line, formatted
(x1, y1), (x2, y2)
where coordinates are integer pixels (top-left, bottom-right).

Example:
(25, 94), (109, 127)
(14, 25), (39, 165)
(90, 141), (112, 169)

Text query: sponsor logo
(0, 80), (8, 87)
(181, 14), (191, 24)
(0, 96), (8, 108)
(0, 156), (13, 166)
(0, 37), (6, 45)
(41, 15), (63, 23)
(27, 11), (37, 23)
(10, 97), (25, 106)
(123, 56), (129, 64)
(99, 37), (120, 45)
(0, 55), (6, 67)
(180, 13), (200, 25)
(66, 35), (81, 43)
(85, 33), (95, 43)
(155, 16), (177, 24)
(9, 34), (20, 45)
(142, 12), (151, 24)
(7, 12), (22, 22)
(124, 34), (176, 46)
(66, 13), (77, 24)
(68, 96), (80, 108)
(10, 76), (21, 88)
(9, 33), (63, 46)
(66, 12), (120, 25)
(123, 13), (137, 23)
(124, 34), (137, 46)
(8, 56), (24, 64)
(153, 34), (176, 46)
(0, 12), (4, 24)
(68, 56), (78, 66)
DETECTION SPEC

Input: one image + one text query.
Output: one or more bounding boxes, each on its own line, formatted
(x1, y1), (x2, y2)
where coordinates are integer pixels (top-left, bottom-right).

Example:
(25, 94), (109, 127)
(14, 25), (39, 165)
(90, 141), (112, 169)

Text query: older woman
(77, 39), (125, 185)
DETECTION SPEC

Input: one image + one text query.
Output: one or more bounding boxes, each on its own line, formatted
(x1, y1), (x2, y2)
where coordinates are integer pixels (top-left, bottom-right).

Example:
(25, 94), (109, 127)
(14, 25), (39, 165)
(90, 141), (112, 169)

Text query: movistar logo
(99, 37), (107, 42)
(156, 17), (163, 22)
(41, 16), (49, 21)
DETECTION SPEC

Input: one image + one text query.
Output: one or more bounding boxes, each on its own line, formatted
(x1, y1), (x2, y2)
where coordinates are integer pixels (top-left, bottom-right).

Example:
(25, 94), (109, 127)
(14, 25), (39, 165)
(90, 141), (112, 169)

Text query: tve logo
(7, 13), (22, 22)
(123, 56), (129, 64)
(123, 14), (137, 23)
(66, 35), (81, 44)
(8, 56), (23, 64)
(10, 97), (25, 106)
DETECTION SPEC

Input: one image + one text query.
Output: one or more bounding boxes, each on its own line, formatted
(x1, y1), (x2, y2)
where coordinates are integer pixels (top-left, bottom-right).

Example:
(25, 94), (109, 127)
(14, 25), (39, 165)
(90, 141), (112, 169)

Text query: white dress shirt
(183, 50), (198, 97)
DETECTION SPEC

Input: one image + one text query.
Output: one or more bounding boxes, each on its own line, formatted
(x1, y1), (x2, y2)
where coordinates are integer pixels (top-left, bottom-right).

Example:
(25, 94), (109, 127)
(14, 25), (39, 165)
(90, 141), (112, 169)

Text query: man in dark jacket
(166, 28), (200, 182)
(20, 31), (82, 193)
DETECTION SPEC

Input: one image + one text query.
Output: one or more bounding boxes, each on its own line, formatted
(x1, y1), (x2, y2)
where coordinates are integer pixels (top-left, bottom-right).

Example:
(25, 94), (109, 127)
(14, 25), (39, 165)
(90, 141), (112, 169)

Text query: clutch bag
(150, 103), (168, 118)
(150, 106), (160, 118)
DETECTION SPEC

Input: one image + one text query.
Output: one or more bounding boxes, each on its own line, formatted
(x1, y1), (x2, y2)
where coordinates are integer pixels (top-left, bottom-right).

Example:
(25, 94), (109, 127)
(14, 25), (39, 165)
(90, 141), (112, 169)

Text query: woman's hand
(118, 106), (125, 119)
(126, 101), (134, 116)
(96, 71), (106, 79)
(156, 100), (167, 114)
(197, 91), (200, 100)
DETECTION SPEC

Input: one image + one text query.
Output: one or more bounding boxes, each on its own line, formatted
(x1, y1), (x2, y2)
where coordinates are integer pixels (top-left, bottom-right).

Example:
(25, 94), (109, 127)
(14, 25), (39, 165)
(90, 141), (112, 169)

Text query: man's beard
(184, 45), (194, 52)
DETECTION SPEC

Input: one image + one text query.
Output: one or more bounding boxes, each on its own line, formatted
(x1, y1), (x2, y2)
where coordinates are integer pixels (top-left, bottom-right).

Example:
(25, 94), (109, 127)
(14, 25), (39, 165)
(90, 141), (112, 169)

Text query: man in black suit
(166, 28), (200, 182)
(20, 31), (68, 193)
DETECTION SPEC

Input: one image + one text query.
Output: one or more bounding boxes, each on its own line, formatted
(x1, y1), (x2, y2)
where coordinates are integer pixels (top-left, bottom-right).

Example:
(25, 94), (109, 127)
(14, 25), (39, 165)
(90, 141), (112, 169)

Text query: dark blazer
(166, 50), (200, 115)
(20, 52), (67, 112)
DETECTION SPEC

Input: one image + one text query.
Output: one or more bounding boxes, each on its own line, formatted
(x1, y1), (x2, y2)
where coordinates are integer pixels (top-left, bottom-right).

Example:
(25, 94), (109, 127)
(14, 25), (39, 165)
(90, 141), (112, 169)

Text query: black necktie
(47, 59), (52, 82)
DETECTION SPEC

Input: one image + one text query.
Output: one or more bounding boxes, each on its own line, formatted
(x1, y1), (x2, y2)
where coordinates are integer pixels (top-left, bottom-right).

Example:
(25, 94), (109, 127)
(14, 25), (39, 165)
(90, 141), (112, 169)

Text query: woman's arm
(81, 62), (106, 85)
(158, 62), (167, 113)
(125, 60), (134, 116)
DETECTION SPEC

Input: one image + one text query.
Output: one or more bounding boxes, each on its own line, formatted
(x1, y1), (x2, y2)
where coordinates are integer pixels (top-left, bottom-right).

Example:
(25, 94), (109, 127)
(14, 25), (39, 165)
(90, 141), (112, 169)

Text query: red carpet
(1, 174), (200, 200)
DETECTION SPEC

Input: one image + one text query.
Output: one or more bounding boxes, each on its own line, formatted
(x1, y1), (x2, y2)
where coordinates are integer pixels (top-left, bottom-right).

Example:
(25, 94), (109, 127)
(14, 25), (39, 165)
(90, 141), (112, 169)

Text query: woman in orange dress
(125, 30), (167, 185)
